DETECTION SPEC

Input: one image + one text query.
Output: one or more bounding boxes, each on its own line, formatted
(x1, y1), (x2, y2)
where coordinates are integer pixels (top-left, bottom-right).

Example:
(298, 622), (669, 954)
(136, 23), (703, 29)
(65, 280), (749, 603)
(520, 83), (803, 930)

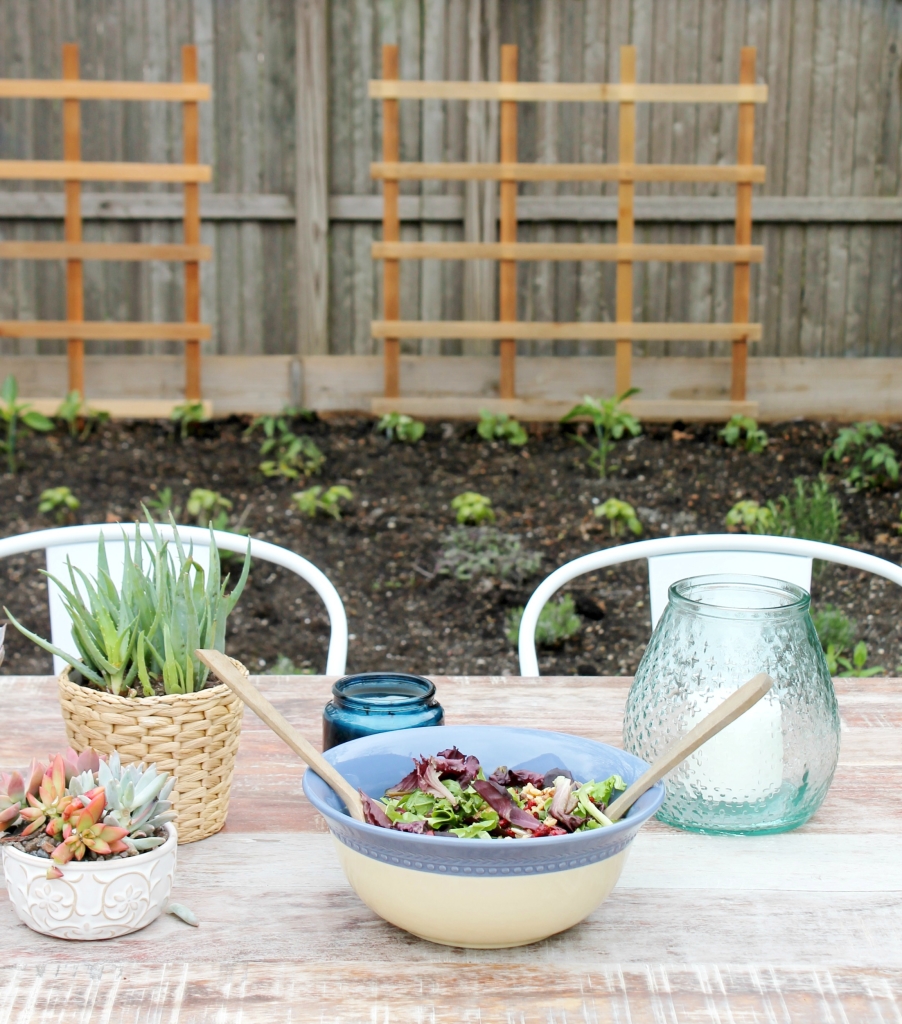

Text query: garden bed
(2, 415), (901, 678)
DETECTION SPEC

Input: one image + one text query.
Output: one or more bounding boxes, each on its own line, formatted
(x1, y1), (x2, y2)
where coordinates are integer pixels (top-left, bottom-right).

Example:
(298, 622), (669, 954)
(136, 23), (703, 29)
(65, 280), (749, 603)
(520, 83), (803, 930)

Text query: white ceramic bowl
(2, 823), (177, 940)
(304, 726), (664, 948)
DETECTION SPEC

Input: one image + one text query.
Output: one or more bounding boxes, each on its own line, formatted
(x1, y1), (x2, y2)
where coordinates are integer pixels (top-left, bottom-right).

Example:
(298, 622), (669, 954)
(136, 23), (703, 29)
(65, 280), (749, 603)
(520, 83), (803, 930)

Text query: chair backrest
(518, 534), (902, 676)
(0, 524), (348, 676)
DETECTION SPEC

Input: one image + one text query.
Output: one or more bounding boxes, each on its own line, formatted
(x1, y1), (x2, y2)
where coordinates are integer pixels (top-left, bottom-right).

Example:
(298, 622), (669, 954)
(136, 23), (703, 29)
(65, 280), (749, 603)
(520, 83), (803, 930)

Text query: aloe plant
(4, 513), (251, 697)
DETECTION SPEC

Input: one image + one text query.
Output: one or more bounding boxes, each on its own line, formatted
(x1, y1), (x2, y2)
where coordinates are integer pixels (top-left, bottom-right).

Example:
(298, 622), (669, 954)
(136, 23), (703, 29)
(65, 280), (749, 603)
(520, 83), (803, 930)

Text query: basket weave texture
(57, 660), (246, 845)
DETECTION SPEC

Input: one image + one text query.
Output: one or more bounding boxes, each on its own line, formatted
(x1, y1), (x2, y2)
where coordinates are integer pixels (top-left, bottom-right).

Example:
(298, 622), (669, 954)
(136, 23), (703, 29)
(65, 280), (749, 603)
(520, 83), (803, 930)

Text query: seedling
(477, 410), (528, 447)
(38, 487), (80, 524)
(725, 500), (776, 534)
(246, 410), (324, 479)
(506, 595), (581, 647)
(436, 527), (541, 581)
(292, 485), (353, 521)
(55, 391), (109, 441)
(451, 492), (495, 525)
(170, 401), (205, 440)
(561, 389), (641, 478)
(826, 640), (885, 678)
(823, 421), (900, 490)
(811, 604), (856, 653)
(594, 499), (642, 538)
(719, 414), (768, 454)
(377, 412), (425, 444)
(186, 489), (232, 530)
(0, 376), (54, 474)
(145, 487), (181, 520)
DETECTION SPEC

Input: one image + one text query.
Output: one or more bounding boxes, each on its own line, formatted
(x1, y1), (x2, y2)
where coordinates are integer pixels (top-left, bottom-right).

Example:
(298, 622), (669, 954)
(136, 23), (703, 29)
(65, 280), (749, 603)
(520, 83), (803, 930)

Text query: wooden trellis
(0, 44), (212, 402)
(369, 43), (766, 418)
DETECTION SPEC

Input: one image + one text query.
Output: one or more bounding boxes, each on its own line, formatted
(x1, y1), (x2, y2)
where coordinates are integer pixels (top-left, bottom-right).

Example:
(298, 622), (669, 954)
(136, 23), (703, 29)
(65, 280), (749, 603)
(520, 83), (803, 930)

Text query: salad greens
(358, 747), (626, 840)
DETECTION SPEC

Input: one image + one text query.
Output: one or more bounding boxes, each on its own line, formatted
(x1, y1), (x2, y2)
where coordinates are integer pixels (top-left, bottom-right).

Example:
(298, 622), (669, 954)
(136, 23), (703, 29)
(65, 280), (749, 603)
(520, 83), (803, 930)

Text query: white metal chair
(518, 534), (902, 676)
(0, 524), (348, 676)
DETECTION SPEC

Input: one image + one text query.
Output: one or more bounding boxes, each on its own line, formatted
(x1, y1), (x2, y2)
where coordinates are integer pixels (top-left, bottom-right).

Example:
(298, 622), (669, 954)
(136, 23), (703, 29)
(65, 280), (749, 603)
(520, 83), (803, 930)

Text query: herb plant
(451, 492), (495, 525)
(436, 527), (541, 582)
(825, 641), (885, 678)
(595, 498), (642, 537)
(377, 412), (425, 444)
(725, 500), (775, 533)
(55, 391), (109, 441)
(38, 487), (80, 524)
(4, 514), (251, 697)
(811, 604), (856, 652)
(823, 422), (900, 490)
(561, 389), (641, 478)
(246, 411), (324, 479)
(170, 401), (205, 440)
(506, 595), (581, 647)
(145, 487), (181, 519)
(1, 376), (54, 474)
(719, 414), (768, 453)
(186, 489), (232, 530)
(477, 410), (528, 447)
(292, 485), (353, 520)
(725, 477), (841, 546)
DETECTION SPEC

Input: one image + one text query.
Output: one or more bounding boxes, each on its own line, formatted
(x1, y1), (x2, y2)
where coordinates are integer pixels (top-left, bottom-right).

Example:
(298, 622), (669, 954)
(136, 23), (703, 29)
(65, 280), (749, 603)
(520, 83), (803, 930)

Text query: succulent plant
(95, 752), (175, 852)
(50, 788), (129, 866)
(4, 511), (251, 697)
(0, 758), (43, 832)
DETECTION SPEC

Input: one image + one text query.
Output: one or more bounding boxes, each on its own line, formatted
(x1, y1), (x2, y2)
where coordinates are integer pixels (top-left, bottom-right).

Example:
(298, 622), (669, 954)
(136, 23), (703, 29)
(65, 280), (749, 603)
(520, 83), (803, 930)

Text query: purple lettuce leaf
(490, 767), (547, 789)
(359, 790), (393, 828)
(471, 779), (541, 830)
(393, 820), (435, 835)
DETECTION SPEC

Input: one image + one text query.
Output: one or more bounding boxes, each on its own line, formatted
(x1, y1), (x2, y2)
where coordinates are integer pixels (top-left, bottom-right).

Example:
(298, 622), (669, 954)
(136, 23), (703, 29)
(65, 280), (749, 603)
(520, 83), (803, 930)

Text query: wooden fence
(1, 0), (902, 365)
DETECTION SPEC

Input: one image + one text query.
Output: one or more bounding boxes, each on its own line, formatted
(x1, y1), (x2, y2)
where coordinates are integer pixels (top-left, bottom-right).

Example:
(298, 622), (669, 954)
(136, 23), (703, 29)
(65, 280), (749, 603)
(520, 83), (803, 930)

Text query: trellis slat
(0, 161), (211, 183)
(372, 241), (763, 262)
(371, 162), (766, 183)
(0, 321), (212, 341)
(370, 321), (761, 341)
(0, 81), (210, 101)
(368, 81), (768, 103)
(0, 242), (211, 261)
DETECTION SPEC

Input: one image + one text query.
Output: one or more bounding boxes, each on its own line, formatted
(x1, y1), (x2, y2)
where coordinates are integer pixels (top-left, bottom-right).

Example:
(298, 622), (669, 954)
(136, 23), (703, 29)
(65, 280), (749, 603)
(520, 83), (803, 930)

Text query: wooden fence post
(182, 44), (202, 402)
(296, 0), (329, 357)
(615, 44), (636, 397)
(498, 43), (518, 400)
(62, 43), (83, 398)
(382, 44), (400, 399)
(732, 47), (756, 402)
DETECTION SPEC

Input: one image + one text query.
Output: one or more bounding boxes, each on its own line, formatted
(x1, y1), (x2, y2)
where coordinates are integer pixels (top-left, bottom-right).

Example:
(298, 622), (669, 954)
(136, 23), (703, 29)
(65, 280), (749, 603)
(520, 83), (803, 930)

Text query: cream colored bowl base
(333, 839), (629, 948)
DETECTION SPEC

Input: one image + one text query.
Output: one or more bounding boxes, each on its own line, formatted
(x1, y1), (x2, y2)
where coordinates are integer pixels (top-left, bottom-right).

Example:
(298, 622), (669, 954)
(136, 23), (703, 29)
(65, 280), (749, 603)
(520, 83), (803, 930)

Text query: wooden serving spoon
(196, 648), (366, 822)
(606, 671), (774, 822)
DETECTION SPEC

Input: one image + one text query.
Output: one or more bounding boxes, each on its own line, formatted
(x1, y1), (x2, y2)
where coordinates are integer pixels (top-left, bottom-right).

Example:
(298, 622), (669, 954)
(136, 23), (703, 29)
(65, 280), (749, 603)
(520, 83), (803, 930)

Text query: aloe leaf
(3, 607), (105, 686)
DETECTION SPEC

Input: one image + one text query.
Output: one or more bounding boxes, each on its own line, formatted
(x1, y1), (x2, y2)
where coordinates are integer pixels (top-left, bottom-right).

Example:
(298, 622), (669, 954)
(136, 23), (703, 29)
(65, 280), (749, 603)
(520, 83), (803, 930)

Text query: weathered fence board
(1, 0), (901, 365)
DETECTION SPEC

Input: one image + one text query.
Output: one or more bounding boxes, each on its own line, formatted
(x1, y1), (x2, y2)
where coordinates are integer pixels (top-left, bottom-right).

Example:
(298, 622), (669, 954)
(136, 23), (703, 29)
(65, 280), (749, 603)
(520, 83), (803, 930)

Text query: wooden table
(0, 674), (900, 1022)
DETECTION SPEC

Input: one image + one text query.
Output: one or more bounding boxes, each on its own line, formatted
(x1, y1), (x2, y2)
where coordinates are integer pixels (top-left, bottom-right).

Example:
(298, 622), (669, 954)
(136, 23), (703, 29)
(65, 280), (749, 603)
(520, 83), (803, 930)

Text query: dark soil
(3, 415), (902, 679)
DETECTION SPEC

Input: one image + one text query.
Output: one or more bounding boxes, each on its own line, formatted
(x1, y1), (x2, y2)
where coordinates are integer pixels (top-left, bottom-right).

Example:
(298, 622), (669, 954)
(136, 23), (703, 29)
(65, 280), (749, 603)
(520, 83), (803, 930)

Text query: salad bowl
(303, 725), (665, 948)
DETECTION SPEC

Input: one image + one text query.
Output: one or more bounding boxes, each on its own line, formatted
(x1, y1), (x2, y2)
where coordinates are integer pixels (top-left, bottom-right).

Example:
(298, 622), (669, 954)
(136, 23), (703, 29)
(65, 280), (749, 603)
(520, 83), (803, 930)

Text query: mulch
(2, 415), (901, 679)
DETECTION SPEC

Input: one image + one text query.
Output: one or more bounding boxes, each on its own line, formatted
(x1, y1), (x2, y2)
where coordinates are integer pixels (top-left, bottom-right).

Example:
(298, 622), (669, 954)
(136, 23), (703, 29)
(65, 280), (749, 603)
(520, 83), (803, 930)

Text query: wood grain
(372, 241), (763, 263)
(371, 162), (768, 183)
(182, 45), (202, 403)
(0, 321), (212, 341)
(370, 320), (762, 341)
(498, 44), (518, 400)
(368, 80), (769, 103)
(381, 44), (401, 398)
(616, 45), (636, 396)
(0, 80), (210, 101)
(731, 47), (756, 401)
(62, 43), (83, 398)
(0, 160), (211, 183)
(0, 242), (211, 261)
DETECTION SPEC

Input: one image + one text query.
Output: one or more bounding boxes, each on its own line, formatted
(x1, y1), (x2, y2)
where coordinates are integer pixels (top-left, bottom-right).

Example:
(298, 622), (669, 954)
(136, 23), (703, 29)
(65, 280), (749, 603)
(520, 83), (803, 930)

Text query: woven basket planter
(57, 659), (247, 845)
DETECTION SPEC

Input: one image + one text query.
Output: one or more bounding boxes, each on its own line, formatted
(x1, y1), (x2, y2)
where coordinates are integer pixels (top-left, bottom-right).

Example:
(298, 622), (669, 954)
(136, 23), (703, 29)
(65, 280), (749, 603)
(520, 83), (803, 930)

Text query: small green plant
(506, 595), (581, 648)
(725, 477), (841, 546)
(170, 401), (206, 440)
(292, 485), (353, 520)
(55, 391), (109, 441)
(477, 410), (528, 447)
(719, 414), (768, 453)
(561, 389), (641, 478)
(825, 640), (885, 678)
(451, 491), (495, 525)
(595, 498), (642, 538)
(823, 421), (900, 490)
(4, 512), (251, 697)
(811, 604), (856, 652)
(377, 412), (425, 444)
(725, 499), (776, 533)
(264, 655), (315, 675)
(145, 486), (181, 519)
(38, 486), (80, 524)
(246, 410), (325, 479)
(436, 527), (541, 582)
(0, 376), (54, 474)
(186, 489), (232, 530)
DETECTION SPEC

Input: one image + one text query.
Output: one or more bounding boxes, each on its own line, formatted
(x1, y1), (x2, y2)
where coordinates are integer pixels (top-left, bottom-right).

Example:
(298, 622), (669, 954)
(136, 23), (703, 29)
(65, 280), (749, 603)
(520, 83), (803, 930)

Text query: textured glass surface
(623, 574), (840, 834)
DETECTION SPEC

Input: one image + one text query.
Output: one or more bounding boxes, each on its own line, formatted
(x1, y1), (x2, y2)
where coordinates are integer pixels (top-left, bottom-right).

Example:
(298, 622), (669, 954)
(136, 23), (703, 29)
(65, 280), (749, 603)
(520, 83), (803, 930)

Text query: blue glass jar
(322, 672), (444, 750)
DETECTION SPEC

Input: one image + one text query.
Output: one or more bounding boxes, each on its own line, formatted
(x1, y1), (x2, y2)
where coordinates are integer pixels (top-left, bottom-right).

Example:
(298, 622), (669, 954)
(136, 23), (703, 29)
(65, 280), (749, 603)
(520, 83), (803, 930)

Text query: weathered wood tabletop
(0, 673), (899, 1023)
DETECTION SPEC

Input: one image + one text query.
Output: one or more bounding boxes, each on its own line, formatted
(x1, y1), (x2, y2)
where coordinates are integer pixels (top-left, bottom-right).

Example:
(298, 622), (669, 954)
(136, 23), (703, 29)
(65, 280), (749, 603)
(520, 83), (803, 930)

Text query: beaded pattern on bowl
(57, 661), (246, 844)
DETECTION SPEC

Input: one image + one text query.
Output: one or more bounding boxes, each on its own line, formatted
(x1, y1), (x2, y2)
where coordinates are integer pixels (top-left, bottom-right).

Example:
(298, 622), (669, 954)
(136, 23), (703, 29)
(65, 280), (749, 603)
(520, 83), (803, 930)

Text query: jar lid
(331, 671), (437, 710)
